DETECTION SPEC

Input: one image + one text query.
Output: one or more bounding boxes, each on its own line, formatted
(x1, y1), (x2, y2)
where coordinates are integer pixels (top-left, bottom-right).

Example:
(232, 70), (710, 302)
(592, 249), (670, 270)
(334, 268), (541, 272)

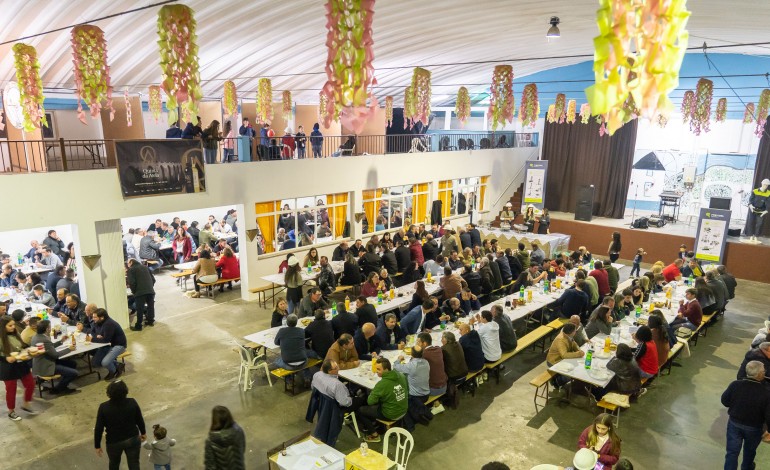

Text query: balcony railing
(0, 131), (538, 173)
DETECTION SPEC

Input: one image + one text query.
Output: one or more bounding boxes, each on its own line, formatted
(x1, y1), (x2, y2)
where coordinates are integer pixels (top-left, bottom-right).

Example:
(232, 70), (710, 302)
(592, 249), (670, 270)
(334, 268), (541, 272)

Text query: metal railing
(0, 131), (539, 172)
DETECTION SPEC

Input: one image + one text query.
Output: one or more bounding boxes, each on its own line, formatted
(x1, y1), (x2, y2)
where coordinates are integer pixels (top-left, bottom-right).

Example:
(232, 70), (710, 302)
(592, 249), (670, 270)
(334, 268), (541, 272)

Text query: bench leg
(534, 382), (549, 413)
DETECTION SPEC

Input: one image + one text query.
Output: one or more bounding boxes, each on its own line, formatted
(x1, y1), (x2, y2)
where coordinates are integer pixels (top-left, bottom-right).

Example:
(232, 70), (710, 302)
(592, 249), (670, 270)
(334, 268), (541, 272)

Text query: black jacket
(332, 245), (348, 262)
(356, 304), (378, 329)
(460, 232), (472, 250)
(738, 348), (770, 380)
(721, 273), (737, 299)
(606, 357), (642, 394)
(353, 329), (383, 360)
(204, 424), (246, 470)
(422, 241), (439, 261)
(358, 252), (382, 277)
(127, 262), (155, 296)
(462, 271), (482, 296)
(306, 388), (343, 447)
(488, 260), (503, 289)
(340, 261), (362, 286)
(317, 265), (337, 296)
(479, 266), (495, 294)
(382, 251), (398, 275)
(305, 318), (335, 358)
(395, 246), (411, 272)
(332, 311), (359, 338)
(506, 255), (523, 280)
(469, 229), (482, 248)
(375, 322), (406, 350)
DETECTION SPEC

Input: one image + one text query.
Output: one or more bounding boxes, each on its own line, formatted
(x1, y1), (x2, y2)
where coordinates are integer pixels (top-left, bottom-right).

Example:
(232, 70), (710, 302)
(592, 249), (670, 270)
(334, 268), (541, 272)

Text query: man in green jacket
(604, 260), (620, 294)
(358, 357), (409, 442)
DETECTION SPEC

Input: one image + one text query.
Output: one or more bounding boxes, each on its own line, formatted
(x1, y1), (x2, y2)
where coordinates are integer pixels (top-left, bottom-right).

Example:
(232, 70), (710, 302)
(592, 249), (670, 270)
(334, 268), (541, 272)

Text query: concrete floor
(1, 265), (768, 470)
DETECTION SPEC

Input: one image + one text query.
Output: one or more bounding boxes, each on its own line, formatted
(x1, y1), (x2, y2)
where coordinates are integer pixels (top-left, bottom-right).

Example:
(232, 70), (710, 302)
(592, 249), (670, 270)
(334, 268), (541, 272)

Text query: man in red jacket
(671, 288), (702, 330)
(589, 260), (611, 297)
(409, 237), (424, 267)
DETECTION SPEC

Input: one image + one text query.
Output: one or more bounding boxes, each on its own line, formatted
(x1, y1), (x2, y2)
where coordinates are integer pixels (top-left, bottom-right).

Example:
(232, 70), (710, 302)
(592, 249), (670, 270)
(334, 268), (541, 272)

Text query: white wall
(635, 118), (761, 155)
(120, 205), (237, 233)
(0, 224), (74, 260)
(143, 110), (170, 139)
(51, 110), (104, 140)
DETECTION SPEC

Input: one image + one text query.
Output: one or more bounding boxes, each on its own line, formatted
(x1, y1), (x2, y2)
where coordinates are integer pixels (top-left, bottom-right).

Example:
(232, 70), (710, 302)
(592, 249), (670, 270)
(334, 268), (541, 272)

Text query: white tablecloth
(260, 261), (344, 287)
(478, 228), (571, 258)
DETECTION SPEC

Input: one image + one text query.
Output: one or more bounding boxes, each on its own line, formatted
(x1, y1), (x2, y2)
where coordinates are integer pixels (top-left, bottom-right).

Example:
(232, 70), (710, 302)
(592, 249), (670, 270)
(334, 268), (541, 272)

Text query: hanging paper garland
(519, 84), (538, 128)
(256, 78), (273, 124)
(403, 85), (415, 129)
(566, 100), (577, 124)
(715, 98), (727, 123)
(488, 65), (514, 130)
(157, 4), (202, 125)
(12, 43), (47, 132)
(547, 104), (557, 124)
(755, 89), (770, 137)
(319, 92), (329, 123)
(124, 89), (132, 127)
(148, 86), (162, 123)
(385, 96), (393, 127)
(579, 103), (591, 124)
(223, 81), (237, 120)
(690, 78), (713, 136)
(743, 103), (755, 124)
(598, 114), (607, 137)
(553, 93), (567, 123)
(454, 87), (470, 127)
(319, 0), (377, 134)
(71, 25), (114, 124)
(410, 67), (431, 126)
(655, 112), (669, 128)
(585, 0), (690, 135)
(282, 90), (292, 121)
(681, 91), (695, 124)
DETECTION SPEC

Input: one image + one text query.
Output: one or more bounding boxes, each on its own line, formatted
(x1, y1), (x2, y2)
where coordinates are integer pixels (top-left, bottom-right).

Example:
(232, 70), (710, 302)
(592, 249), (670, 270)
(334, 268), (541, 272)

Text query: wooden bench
(425, 394), (444, 405)
(530, 370), (556, 412)
(698, 313), (717, 338)
(170, 270), (194, 291)
(35, 374), (61, 398)
(118, 351), (132, 364)
(460, 370), (484, 397)
(270, 358), (322, 396)
(596, 398), (625, 426)
(376, 413), (407, 430)
(661, 342), (685, 375)
(248, 284), (274, 308)
(513, 325), (555, 354)
(485, 349), (517, 384)
(199, 277), (241, 297)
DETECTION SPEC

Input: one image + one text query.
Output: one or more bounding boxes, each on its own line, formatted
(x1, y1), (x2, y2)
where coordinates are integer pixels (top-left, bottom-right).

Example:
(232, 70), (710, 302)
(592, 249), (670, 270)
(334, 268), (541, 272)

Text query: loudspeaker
(727, 227), (741, 237)
(575, 185), (595, 222)
(709, 197), (731, 210)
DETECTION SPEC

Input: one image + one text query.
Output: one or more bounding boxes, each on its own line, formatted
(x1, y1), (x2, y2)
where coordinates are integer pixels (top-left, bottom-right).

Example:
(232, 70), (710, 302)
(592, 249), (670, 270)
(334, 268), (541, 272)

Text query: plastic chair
(382, 427), (414, 470)
(235, 342), (271, 390)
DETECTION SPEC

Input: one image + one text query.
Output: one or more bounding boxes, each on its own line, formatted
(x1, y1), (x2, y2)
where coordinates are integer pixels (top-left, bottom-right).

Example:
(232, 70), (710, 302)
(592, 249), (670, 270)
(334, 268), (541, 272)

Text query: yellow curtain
(362, 189), (381, 230)
(255, 201), (278, 253)
(413, 183), (429, 224)
(479, 176), (489, 211)
(438, 180), (451, 218)
(331, 192), (348, 238)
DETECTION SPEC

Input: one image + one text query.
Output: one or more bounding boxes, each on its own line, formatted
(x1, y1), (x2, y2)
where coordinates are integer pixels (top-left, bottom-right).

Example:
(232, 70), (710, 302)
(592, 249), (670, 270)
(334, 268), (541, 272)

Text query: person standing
(222, 121), (235, 163)
(310, 123), (324, 158)
(608, 231), (622, 264)
(201, 120), (222, 164)
(91, 308), (128, 380)
(127, 258), (156, 331)
(281, 127), (296, 159)
(295, 125), (307, 159)
(0, 315), (38, 421)
(722, 360), (770, 470)
(238, 117), (256, 160)
(94, 380), (146, 470)
(204, 405), (246, 470)
(537, 208), (551, 234)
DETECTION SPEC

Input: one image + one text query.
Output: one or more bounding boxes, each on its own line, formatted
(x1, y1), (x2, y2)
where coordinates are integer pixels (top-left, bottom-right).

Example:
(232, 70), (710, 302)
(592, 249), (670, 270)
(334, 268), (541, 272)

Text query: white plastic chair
(382, 427), (414, 470)
(235, 343), (271, 390)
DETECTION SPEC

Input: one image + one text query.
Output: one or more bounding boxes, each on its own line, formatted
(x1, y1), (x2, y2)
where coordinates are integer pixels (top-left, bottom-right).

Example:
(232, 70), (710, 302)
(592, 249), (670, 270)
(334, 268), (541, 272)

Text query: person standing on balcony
(295, 125), (307, 159)
(238, 117), (256, 160)
(310, 123), (324, 158)
(281, 127), (296, 159)
(222, 121), (235, 163)
(201, 120), (222, 165)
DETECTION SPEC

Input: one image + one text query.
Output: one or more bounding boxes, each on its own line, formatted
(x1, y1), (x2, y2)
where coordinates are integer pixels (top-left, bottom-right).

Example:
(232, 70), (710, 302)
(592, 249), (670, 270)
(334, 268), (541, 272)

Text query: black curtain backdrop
(751, 115), (770, 236)
(542, 117), (638, 219)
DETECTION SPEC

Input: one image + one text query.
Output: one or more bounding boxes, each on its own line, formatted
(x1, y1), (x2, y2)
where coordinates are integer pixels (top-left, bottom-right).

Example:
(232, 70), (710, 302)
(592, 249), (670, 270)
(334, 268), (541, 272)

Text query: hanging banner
(115, 139), (206, 199)
(522, 160), (548, 210)
(694, 208), (731, 263)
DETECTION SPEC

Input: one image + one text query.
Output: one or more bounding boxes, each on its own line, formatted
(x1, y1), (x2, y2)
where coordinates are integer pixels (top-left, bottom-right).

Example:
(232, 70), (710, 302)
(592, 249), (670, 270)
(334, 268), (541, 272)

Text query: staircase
(491, 183), (524, 227)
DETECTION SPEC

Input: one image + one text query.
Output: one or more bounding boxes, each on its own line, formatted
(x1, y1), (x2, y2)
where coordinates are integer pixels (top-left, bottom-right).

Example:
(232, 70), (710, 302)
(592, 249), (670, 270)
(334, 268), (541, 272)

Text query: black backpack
(632, 217), (649, 229)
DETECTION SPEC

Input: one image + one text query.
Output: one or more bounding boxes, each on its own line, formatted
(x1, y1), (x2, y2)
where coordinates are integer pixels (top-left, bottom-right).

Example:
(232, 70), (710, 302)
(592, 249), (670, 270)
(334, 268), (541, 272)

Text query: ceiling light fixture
(546, 16), (561, 39)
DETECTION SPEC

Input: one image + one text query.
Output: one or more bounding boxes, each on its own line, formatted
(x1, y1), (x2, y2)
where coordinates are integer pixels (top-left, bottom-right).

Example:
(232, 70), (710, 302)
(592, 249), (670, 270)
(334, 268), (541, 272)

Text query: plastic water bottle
(360, 441), (369, 457)
(307, 261), (312, 274)
(589, 259), (594, 270)
(585, 348), (593, 369)
(544, 279), (550, 294)
(635, 305), (641, 319)
(377, 291), (383, 305)
(519, 286), (525, 301)
(688, 274), (694, 286)
(17, 253), (22, 265)
(471, 260), (476, 271)
(331, 301), (337, 316)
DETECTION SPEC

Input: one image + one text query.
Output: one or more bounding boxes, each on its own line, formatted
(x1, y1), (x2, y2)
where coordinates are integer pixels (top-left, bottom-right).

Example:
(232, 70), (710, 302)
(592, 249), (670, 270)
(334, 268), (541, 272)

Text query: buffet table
(478, 228), (571, 258)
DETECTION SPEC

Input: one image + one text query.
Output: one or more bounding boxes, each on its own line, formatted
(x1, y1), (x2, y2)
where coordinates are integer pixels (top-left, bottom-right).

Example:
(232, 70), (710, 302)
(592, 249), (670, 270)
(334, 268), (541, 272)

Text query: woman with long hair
(647, 313), (671, 368)
(633, 325), (659, 378)
(361, 272), (382, 298)
(191, 249), (218, 298)
(537, 208), (550, 234)
(0, 315), (37, 421)
(302, 248), (319, 267)
(215, 246), (240, 292)
(271, 298), (289, 328)
(608, 231), (622, 263)
(341, 252), (363, 286)
(578, 413), (622, 468)
(524, 205), (536, 233)
(284, 256), (303, 314)
(693, 277), (717, 314)
(94, 380), (146, 468)
(172, 226), (192, 264)
(408, 280), (431, 311)
(650, 310), (677, 348)
(222, 121), (235, 162)
(202, 120), (222, 164)
(204, 405), (245, 470)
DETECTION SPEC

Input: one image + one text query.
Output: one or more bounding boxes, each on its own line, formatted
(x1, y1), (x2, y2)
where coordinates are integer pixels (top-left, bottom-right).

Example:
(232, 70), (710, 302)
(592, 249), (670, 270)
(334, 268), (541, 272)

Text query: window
(361, 183), (430, 234)
(438, 176), (489, 218)
(255, 193), (349, 253)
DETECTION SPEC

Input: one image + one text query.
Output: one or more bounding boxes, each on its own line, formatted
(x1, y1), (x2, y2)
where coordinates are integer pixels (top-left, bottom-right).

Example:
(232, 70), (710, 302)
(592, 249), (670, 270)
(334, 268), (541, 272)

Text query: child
(677, 244), (687, 260)
(144, 424), (176, 470)
(631, 248), (646, 277)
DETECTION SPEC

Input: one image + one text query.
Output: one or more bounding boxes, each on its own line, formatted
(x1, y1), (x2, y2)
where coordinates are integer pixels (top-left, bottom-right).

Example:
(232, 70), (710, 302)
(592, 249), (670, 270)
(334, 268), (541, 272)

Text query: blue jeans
(55, 362), (79, 390)
(204, 147), (217, 164)
(631, 262), (641, 277)
(671, 318), (697, 331)
(724, 419), (763, 470)
(287, 299), (298, 314)
(297, 147), (305, 159)
(147, 258), (163, 272)
(93, 345), (127, 375)
(223, 148), (233, 162)
(312, 145), (321, 157)
(154, 465), (171, 470)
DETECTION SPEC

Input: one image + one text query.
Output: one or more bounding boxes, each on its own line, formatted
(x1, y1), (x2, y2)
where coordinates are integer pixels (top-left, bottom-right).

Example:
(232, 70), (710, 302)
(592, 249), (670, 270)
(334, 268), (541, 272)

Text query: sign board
(115, 139), (206, 199)
(522, 160), (548, 210)
(694, 208), (731, 263)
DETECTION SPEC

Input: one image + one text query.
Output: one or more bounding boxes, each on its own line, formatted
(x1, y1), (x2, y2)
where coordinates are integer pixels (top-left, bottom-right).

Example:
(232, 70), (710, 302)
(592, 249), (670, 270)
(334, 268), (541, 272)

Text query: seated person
(311, 359), (361, 415)
(456, 288), (481, 316)
(28, 284), (55, 308)
(661, 259), (684, 282)
(440, 266), (464, 301)
(358, 245), (382, 277)
(447, 251), (464, 270)
(340, 253), (363, 286)
(332, 242), (349, 262)
(215, 247), (240, 291)
(423, 255), (444, 278)
(0, 263), (17, 288)
(376, 313), (405, 350)
(526, 264), (548, 285)
(441, 297), (466, 321)
(400, 299), (436, 335)
(51, 288), (69, 314)
(317, 256), (337, 298)
(31, 320), (79, 394)
(603, 343), (643, 398)
(417, 332), (448, 396)
(271, 298), (289, 328)
(357, 358), (409, 442)
(20, 317), (39, 345)
(354, 323), (382, 360)
(38, 247), (63, 269)
(585, 297), (617, 339)
(57, 294), (90, 333)
(671, 288), (702, 331)
(325, 334), (360, 370)
(469, 310), (501, 363)
(354, 296), (378, 329)
(546, 323), (585, 387)
(530, 243), (546, 266)
(441, 331), (469, 381)
(460, 265), (482, 297)
(393, 345), (430, 401)
(304, 309), (335, 359)
(360, 272), (383, 298)
(612, 290), (634, 321)
(491, 305), (517, 353)
(297, 287), (329, 319)
(549, 279), (589, 321)
(272, 314), (308, 370)
(458, 323), (485, 373)
(46, 265), (65, 297)
(569, 315), (589, 347)
(331, 303), (358, 338)
(633, 325), (659, 378)
(138, 232), (163, 271)
(190, 250), (219, 298)
(378, 268), (394, 292)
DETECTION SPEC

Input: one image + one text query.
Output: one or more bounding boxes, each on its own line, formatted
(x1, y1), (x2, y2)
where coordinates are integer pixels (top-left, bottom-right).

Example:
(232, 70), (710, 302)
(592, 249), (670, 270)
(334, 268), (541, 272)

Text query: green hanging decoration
(12, 43), (47, 132)
(157, 4), (202, 125)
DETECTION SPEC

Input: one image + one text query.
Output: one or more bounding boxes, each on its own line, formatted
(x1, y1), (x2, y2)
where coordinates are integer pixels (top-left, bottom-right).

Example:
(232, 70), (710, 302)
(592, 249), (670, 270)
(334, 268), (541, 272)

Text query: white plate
(588, 369), (610, 380)
(554, 362), (575, 373)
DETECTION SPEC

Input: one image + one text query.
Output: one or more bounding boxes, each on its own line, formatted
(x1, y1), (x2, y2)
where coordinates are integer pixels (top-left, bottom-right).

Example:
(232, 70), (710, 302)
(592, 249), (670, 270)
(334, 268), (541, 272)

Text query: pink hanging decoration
(681, 91), (695, 124)
(579, 103), (591, 124)
(655, 112), (669, 128)
(71, 25), (114, 124)
(455, 87), (471, 127)
(12, 43), (47, 132)
(148, 86), (162, 123)
(566, 100), (577, 124)
(319, 92), (338, 125)
(488, 65), (514, 130)
(320, 0), (377, 134)
(157, 4), (202, 125)
(518, 84), (538, 128)
(690, 78), (713, 136)
(223, 81), (237, 119)
(598, 115), (607, 136)
(0, 95), (4, 131)
(546, 104), (557, 124)
(410, 67), (431, 126)
(755, 89), (770, 137)
(282, 90), (292, 121)
(403, 85), (415, 129)
(715, 98), (727, 123)
(124, 89), (132, 127)
(385, 96), (393, 127)
(554, 94), (566, 123)
(744, 103), (755, 124)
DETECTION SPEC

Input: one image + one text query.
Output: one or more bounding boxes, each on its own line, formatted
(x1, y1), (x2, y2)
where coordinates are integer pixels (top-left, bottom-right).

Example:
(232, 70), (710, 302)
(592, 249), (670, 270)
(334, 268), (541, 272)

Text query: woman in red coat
(171, 227), (192, 263)
(578, 413), (622, 468)
(281, 128), (296, 159)
(216, 247), (240, 292)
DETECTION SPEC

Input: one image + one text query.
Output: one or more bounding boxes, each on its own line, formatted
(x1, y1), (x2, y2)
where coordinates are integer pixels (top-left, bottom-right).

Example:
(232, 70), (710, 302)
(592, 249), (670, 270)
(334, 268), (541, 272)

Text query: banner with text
(694, 208), (731, 263)
(115, 140), (206, 199)
(522, 159), (548, 211)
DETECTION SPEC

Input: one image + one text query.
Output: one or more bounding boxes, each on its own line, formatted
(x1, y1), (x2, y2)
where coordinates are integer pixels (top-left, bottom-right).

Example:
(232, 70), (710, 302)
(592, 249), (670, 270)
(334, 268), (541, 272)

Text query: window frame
(259, 194), (348, 251)
(362, 183), (430, 234)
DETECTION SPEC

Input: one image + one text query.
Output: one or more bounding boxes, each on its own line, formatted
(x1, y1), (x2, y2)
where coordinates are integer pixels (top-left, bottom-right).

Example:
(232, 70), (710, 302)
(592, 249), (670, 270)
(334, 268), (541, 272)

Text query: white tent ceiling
(0, 0), (768, 106)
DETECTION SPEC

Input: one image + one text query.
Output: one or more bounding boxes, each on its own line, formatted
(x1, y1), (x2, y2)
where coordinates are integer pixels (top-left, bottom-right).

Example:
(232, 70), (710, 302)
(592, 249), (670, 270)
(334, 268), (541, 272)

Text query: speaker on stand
(575, 185), (595, 222)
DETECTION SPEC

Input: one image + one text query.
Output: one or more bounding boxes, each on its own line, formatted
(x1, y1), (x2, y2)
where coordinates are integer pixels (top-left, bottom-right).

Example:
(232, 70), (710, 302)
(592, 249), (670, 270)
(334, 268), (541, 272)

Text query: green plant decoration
(157, 4), (202, 125)
(12, 43), (47, 132)
(256, 78), (273, 124)
(519, 84), (538, 128)
(223, 81), (237, 119)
